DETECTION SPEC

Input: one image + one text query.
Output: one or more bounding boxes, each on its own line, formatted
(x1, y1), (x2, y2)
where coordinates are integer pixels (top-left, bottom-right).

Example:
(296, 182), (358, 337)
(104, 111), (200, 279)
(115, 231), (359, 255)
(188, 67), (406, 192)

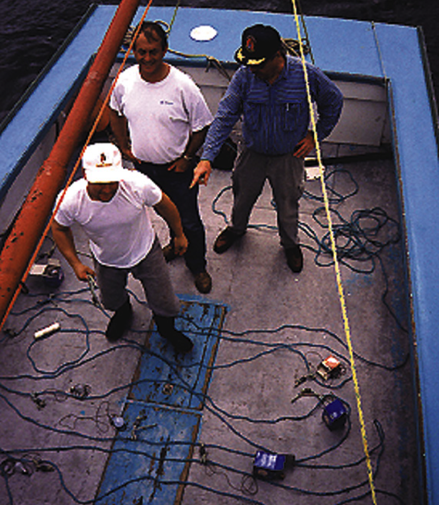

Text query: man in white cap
(51, 142), (193, 353)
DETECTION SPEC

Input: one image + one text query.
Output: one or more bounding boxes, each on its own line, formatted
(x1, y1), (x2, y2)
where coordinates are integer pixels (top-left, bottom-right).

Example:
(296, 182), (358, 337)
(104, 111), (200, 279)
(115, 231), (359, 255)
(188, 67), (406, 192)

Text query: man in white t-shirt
(109, 21), (213, 294)
(51, 143), (193, 353)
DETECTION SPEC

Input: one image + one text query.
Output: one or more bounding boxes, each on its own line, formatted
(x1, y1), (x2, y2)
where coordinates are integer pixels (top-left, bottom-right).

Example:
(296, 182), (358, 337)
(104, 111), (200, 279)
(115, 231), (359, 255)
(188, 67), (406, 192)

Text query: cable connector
(130, 410), (156, 440)
(31, 393), (46, 410)
(34, 322), (60, 340)
(294, 373), (315, 387)
(291, 387), (319, 404)
(199, 443), (208, 465)
(70, 384), (91, 399)
(33, 457), (55, 473)
(87, 274), (104, 309)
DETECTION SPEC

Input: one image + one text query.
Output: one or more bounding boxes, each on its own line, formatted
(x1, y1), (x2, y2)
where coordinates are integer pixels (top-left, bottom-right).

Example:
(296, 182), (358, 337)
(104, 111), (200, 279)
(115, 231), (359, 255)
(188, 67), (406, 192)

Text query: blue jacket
(202, 55), (343, 161)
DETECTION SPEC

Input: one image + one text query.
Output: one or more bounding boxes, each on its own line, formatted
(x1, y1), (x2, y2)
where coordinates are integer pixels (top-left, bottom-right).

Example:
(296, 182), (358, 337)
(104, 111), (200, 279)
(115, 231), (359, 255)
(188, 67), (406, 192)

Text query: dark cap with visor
(234, 24), (282, 66)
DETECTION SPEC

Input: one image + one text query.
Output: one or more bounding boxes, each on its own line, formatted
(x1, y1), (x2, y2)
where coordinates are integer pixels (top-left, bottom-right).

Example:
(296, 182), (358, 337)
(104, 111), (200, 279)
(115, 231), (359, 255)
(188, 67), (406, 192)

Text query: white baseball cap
(82, 143), (124, 183)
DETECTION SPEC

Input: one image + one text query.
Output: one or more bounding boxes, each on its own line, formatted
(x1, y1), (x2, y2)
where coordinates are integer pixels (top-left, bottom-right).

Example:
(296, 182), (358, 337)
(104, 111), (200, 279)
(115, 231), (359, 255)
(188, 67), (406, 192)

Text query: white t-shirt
(54, 170), (162, 268)
(110, 65), (213, 163)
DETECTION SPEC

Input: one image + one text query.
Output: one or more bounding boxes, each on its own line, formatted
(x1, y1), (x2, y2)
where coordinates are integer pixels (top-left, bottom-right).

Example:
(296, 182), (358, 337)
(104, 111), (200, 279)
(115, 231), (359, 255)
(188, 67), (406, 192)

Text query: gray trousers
(94, 236), (180, 317)
(230, 147), (305, 248)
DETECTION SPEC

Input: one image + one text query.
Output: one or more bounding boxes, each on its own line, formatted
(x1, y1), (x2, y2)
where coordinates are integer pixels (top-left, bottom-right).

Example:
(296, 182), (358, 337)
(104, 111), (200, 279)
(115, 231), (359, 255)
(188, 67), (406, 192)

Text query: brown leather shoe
(213, 227), (244, 254)
(194, 271), (212, 294)
(162, 243), (176, 262)
(285, 245), (303, 273)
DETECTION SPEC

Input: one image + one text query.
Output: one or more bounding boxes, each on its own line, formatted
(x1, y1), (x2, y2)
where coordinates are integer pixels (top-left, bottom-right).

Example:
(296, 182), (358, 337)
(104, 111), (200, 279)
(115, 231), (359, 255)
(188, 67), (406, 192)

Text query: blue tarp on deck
(96, 296), (227, 504)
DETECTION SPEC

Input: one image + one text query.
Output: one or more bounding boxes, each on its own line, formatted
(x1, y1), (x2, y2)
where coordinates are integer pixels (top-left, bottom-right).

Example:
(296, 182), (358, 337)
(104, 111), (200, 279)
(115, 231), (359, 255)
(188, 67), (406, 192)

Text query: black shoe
(285, 244), (303, 273)
(105, 300), (132, 342)
(213, 227), (244, 254)
(154, 314), (194, 354)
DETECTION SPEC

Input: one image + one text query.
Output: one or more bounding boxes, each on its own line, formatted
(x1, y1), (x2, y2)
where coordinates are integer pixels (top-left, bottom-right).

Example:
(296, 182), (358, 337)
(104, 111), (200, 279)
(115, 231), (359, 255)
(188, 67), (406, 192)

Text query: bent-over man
(52, 142), (193, 353)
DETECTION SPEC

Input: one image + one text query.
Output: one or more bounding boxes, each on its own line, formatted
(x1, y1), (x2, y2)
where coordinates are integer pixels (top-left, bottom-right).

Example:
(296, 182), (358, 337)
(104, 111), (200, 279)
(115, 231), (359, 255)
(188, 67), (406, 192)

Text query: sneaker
(285, 245), (303, 273)
(162, 243), (177, 263)
(194, 271), (212, 294)
(213, 227), (244, 254)
(105, 299), (132, 342)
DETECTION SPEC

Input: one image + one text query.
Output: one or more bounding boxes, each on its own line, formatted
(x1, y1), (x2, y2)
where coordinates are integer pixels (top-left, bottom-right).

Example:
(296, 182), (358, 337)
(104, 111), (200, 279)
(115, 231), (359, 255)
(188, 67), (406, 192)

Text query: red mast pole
(0, 0), (143, 327)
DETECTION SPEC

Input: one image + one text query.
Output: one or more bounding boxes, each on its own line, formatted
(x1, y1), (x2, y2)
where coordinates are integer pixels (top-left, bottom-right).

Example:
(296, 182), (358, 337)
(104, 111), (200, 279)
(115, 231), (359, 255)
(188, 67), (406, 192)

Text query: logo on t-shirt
(160, 100), (174, 106)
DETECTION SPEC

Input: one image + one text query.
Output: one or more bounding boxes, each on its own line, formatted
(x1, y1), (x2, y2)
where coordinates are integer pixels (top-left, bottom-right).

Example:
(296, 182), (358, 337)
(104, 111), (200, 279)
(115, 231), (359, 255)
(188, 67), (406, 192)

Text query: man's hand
(190, 160), (212, 188)
(73, 263), (95, 282)
(154, 194), (187, 254)
(121, 147), (141, 165)
(173, 234), (188, 256)
(168, 157), (191, 173)
(293, 131), (316, 158)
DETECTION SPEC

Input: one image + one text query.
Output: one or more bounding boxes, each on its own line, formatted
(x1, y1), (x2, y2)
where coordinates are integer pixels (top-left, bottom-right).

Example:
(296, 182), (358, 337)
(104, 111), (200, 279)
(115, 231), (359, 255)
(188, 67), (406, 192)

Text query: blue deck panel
(130, 296), (226, 411)
(97, 402), (200, 504)
(96, 296), (227, 504)
(306, 17), (385, 76)
(144, 8), (304, 66)
(1, 5), (439, 503)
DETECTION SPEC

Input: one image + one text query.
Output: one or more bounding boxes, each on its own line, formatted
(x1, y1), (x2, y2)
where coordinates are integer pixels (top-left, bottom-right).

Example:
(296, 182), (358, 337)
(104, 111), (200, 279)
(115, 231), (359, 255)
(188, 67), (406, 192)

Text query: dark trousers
(231, 147), (305, 248)
(136, 160), (207, 275)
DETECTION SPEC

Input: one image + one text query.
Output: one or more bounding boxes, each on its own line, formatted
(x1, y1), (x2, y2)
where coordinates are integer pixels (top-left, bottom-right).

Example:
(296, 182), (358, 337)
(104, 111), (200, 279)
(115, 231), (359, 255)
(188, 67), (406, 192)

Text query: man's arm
(108, 109), (140, 164)
(154, 193), (188, 256)
(191, 69), (245, 187)
(311, 66), (343, 141)
(51, 220), (94, 281)
(292, 66), (342, 160)
(168, 126), (210, 173)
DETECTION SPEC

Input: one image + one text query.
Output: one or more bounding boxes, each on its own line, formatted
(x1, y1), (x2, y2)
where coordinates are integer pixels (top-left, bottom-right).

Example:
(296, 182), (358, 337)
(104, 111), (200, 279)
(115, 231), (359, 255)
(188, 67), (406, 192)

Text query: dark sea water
(0, 0), (438, 124)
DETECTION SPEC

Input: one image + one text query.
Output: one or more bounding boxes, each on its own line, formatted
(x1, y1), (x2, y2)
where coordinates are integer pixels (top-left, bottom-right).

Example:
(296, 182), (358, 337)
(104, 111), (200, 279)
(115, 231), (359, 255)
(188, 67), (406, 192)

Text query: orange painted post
(0, 0), (142, 327)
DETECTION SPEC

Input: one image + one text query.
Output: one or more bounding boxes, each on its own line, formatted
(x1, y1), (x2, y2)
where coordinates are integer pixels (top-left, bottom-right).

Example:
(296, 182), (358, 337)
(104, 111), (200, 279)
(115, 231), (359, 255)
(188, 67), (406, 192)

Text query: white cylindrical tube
(34, 322), (60, 339)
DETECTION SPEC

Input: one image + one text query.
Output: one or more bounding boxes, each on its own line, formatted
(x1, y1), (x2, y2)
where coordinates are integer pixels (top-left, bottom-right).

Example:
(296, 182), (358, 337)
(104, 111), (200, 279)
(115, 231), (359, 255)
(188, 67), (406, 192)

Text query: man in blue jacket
(191, 24), (343, 273)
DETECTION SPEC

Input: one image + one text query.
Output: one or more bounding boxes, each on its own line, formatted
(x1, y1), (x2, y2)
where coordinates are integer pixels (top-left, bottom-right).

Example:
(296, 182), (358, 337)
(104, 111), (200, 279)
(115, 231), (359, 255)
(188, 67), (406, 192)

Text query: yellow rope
(168, 0), (180, 32)
(290, 2), (378, 503)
